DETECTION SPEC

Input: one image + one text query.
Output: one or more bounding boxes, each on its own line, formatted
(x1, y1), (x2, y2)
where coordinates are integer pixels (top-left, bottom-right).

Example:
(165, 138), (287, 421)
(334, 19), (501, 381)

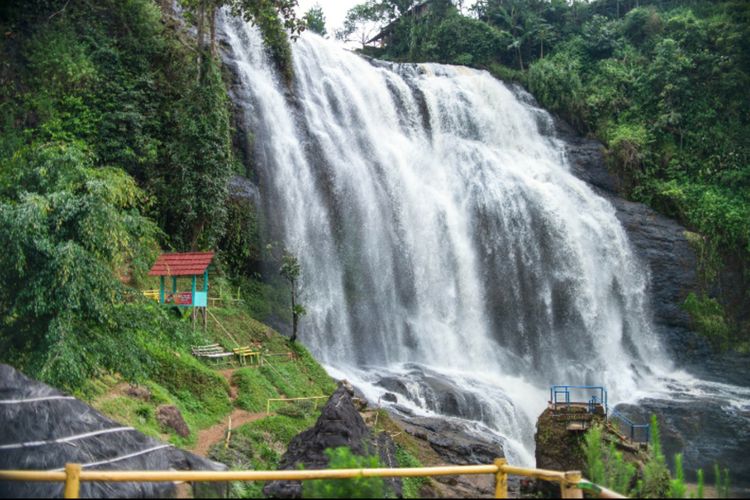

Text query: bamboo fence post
(561, 471), (583, 499)
(494, 458), (508, 498)
(64, 464), (82, 499)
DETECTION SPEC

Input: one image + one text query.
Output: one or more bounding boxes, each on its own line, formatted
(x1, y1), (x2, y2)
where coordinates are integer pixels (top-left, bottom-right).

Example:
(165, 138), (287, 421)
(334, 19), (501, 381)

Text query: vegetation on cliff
(583, 416), (732, 498)
(0, 0), (311, 391)
(345, 0), (750, 351)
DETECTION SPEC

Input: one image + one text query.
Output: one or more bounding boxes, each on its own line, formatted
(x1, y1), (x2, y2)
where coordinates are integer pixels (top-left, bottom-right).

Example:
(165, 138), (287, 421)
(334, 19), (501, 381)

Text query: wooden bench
(192, 344), (234, 365)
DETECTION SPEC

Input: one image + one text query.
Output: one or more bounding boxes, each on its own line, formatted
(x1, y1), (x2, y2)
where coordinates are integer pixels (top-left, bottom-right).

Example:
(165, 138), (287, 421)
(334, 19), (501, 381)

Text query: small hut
(148, 252), (214, 325)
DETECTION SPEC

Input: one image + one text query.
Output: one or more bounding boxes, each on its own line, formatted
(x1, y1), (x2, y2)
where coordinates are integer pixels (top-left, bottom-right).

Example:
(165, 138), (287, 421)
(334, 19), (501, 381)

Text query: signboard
(165, 292), (193, 306)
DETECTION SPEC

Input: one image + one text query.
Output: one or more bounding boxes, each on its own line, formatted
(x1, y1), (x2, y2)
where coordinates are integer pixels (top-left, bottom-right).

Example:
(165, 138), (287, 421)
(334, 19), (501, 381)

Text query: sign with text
(166, 292), (193, 305)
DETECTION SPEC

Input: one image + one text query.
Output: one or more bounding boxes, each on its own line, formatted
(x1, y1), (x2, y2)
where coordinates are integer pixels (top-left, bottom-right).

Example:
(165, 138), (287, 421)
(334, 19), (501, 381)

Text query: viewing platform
(548, 385), (650, 448)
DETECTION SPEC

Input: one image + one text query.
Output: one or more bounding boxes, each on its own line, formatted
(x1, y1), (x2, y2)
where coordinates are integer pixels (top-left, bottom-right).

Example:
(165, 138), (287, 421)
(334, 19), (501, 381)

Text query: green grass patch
(95, 396), (165, 441)
(145, 344), (232, 428)
(211, 415), (319, 498)
(233, 368), (280, 412)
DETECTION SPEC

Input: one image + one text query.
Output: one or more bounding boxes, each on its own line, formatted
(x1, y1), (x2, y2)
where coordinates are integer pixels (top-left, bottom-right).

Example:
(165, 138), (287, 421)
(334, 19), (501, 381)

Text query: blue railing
(549, 385), (608, 413)
(550, 385), (650, 444)
(608, 408), (650, 444)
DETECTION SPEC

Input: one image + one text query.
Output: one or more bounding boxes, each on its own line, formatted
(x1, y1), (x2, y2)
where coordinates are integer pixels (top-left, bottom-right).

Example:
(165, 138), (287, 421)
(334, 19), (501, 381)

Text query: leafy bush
(527, 53), (586, 130)
(638, 416), (671, 498)
(302, 447), (388, 499)
(0, 142), (160, 390)
(583, 424), (636, 495)
(396, 447), (428, 498)
(683, 293), (732, 350)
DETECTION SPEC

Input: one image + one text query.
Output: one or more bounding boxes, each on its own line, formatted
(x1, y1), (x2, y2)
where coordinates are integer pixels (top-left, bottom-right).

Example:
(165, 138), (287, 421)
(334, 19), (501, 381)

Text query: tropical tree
(279, 251), (306, 343)
(304, 4), (328, 37)
(336, 1), (390, 49)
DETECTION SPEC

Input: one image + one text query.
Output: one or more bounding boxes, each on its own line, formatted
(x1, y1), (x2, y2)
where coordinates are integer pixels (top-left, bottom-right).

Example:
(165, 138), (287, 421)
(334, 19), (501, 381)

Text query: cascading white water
(218, 14), (707, 466)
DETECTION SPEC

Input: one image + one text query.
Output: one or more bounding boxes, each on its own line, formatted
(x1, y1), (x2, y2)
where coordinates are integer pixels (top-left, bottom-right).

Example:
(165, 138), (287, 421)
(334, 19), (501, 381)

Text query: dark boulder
(397, 416), (503, 466)
(156, 405), (190, 438)
(382, 392), (398, 403)
(263, 385), (402, 498)
(125, 385), (151, 402)
(0, 364), (227, 498)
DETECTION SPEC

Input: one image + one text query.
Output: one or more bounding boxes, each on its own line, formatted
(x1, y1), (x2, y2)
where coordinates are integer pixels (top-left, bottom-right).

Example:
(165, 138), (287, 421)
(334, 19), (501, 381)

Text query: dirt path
(192, 407), (265, 457)
(191, 368), (266, 458)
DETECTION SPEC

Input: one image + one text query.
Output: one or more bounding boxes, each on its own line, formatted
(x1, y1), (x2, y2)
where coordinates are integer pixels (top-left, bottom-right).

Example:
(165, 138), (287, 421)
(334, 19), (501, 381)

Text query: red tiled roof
(148, 252), (215, 277)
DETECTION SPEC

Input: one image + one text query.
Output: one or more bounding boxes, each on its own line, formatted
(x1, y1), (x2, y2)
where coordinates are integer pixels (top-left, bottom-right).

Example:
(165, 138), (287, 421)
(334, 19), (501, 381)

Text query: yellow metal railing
(266, 396), (329, 415)
(0, 460), (627, 499)
(142, 290), (160, 302)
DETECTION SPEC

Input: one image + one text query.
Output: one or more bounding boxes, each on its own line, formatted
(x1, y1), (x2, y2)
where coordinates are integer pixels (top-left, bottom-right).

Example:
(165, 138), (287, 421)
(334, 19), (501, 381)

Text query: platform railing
(550, 385), (608, 411)
(608, 408), (650, 444)
(0, 460), (627, 499)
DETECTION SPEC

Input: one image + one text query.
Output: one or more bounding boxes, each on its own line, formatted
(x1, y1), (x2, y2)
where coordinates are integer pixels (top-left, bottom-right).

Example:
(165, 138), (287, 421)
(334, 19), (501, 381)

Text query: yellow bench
(233, 347), (261, 366)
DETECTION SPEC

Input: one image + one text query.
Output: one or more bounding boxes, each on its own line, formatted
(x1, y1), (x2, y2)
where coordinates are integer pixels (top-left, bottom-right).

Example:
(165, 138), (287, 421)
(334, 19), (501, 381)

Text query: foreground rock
(535, 404), (647, 498)
(388, 413), (502, 498)
(263, 384), (402, 498)
(0, 364), (226, 498)
(395, 416), (503, 466)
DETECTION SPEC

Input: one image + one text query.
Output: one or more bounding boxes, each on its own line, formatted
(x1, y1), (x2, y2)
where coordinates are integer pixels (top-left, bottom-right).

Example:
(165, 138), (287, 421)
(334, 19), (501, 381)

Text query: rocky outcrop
(0, 364), (227, 498)
(263, 384), (402, 498)
(534, 405), (646, 498)
(396, 416), (503, 466)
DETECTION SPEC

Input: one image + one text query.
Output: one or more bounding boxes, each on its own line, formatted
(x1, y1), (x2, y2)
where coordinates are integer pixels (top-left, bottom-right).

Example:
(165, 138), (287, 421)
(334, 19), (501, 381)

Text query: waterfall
(218, 15), (678, 466)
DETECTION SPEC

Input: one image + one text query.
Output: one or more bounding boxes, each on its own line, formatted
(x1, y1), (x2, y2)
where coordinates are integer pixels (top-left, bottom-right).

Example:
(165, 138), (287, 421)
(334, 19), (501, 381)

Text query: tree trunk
(197, 0), (206, 77)
(290, 285), (297, 343)
(160, 0), (173, 17)
(210, 4), (217, 57)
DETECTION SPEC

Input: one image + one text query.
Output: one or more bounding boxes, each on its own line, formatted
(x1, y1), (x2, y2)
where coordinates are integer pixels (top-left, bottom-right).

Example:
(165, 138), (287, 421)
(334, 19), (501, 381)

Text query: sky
(295, 1), (478, 39)
(296, 0), (363, 37)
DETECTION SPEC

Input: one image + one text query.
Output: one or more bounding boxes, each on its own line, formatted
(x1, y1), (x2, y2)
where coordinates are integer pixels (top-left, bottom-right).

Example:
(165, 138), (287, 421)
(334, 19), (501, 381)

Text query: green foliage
(157, 59), (233, 249)
(280, 250), (306, 341)
(0, 142), (162, 390)
(280, 251), (302, 283)
(302, 447), (388, 499)
(431, 15), (507, 67)
(639, 416), (671, 498)
(669, 453), (687, 499)
(695, 468), (704, 499)
(219, 197), (263, 277)
(212, 414), (319, 498)
(304, 4), (328, 37)
(232, 342), (335, 413)
(336, 1), (390, 48)
(228, 0), (305, 86)
(582, 424), (636, 495)
(583, 424), (606, 485)
(396, 447), (428, 498)
(233, 367), (280, 412)
(683, 293), (732, 350)
(0, 0), (260, 390)
(714, 464), (731, 498)
(147, 342), (232, 426)
(527, 52), (586, 130)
